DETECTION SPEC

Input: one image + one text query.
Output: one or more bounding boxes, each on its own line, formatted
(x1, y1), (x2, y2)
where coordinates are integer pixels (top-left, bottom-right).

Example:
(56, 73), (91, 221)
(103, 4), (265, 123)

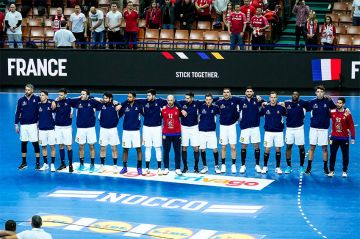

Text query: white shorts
(99, 127), (120, 146)
(285, 126), (305, 145)
(264, 131), (284, 148)
(20, 124), (38, 142)
(122, 130), (141, 148)
(199, 131), (218, 149)
(240, 127), (261, 144)
(75, 127), (97, 145)
(39, 129), (56, 146)
(55, 125), (72, 145)
(142, 126), (162, 147)
(309, 127), (328, 146)
(219, 123), (237, 145)
(181, 125), (200, 147)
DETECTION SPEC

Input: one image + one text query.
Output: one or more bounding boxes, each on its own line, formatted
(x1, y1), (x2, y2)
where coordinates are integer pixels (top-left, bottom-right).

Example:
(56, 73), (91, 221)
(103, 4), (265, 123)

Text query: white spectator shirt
(70, 12), (87, 33)
(17, 228), (53, 239)
(5, 10), (22, 34)
(353, 0), (360, 17)
(89, 10), (105, 32)
(106, 10), (122, 32)
(54, 28), (76, 47)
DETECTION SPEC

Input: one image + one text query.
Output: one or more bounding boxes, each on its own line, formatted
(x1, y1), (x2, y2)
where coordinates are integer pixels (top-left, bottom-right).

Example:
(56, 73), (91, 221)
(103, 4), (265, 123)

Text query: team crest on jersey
(145, 103), (150, 108)
(220, 104), (225, 109)
(324, 104), (327, 108)
(183, 105), (188, 109)
(253, 101), (256, 105)
(243, 103), (247, 109)
(135, 107), (138, 110)
(57, 103), (60, 107)
(287, 105), (291, 109)
(47, 107), (50, 110)
(297, 104), (300, 107)
(78, 104), (83, 108)
(102, 105), (106, 110)
(65, 103), (67, 106)
(266, 110), (270, 115)
(313, 104), (318, 109)
(277, 110), (280, 114)
(211, 110), (214, 113)
(125, 107), (130, 112)
(33, 99), (36, 102)
(202, 109), (206, 114)
(231, 102), (234, 105)
(22, 101), (27, 106)
(88, 103), (91, 107)
(39, 107), (43, 112)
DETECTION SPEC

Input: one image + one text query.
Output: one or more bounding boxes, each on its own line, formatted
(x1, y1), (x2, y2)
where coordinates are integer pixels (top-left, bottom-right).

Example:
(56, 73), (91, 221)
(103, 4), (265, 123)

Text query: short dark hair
(245, 86), (253, 91)
(270, 91), (277, 96)
(82, 89), (90, 96)
(315, 85), (325, 91)
(60, 20), (67, 28)
(338, 97), (346, 103)
(103, 92), (113, 100)
(59, 88), (68, 94)
(129, 91), (136, 97)
(223, 87), (231, 92)
(41, 90), (48, 96)
(32, 215), (42, 228)
(147, 89), (156, 96)
(185, 91), (194, 98)
(205, 93), (213, 98)
(111, 2), (118, 6)
(5, 220), (16, 232)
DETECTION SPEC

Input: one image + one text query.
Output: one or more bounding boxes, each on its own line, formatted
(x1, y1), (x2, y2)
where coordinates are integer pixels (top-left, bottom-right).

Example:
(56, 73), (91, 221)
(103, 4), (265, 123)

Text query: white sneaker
(342, 171), (347, 178)
(255, 165), (262, 173)
(221, 164), (226, 173)
(145, 168), (150, 174)
(175, 169), (182, 175)
(215, 165), (221, 174)
(112, 165), (118, 174)
(231, 164), (237, 174)
(261, 166), (268, 174)
(98, 164), (105, 173)
(163, 168), (169, 175)
(50, 164), (55, 172)
(239, 165), (246, 174)
(200, 166), (208, 174)
(328, 171), (335, 177)
(39, 163), (49, 171)
(157, 168), (163, 176)
(275, 167), (282, 175)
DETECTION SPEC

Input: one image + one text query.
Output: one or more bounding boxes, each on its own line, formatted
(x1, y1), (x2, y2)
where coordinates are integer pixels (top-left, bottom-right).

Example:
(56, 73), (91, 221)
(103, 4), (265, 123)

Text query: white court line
(123, 224), (157, 237)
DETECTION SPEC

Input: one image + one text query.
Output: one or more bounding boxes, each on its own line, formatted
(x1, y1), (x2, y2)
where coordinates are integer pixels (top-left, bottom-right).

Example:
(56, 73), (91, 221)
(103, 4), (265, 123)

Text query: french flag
(312, 59), (342, 81)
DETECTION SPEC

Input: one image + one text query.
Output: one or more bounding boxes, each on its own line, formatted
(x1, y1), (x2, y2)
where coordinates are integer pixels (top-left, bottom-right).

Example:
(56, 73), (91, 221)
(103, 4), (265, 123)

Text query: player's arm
(2, 233), (17, 239)
(259, 107), (266, 117)
(14, 100), (22, 133)
(0, 230), (16, 237)
(118, 103), (125, 118)
(347, 113), (355, 143)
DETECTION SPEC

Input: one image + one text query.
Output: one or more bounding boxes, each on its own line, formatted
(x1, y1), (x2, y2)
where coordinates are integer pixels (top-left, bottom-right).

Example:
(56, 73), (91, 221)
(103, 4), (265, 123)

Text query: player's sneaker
(18, 163), (28, 170)
(239, 165), (246, 174)
(69, 165), (73, 173)
(113, 165), (118, 174)
(299, 166), (305, 174)
(137, 167), (142, 175)
(50, 164), (56, 172)
(255, 165), (262, 173)
(77, 164), (85, 172)
(89, 164), (95, 173)
(200, 166), (208, 174)
(120, 167), (128, 174)
(56, 164), (66, 171)
(144, 168), (150, 175)
(163, 168), (169, 175)
(182, 167), (188, 174)
(39, 163), (49, 171)
(215, 165), (221, 174)
(35, 163), (40, 170)
(261, 166), (268, 174)
(275, 167), (283, 175)
(231, 164), (237, 174)
(284, 166), (292, 174)
(305, 165), (311, 175)
(194, 167), (199, 174)
(328, 171), (335, 177)
(342, 172), (348, 178)
(221, 164), (226, 173)
(98, 164), (105, 173)
(157, 168), (163, 176)
(175, 169), (182, 175)
(324, 167), (330, 175)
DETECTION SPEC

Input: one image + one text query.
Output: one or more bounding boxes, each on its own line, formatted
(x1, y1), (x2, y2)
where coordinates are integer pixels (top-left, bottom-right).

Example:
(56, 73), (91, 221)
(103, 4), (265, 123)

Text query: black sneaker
(18, 163), (28, 170)
(56, 164), (66, 171)
(194, 167), (199, 173)
(69, 165), (73, 173)
(305, 166), (312, 175)
(35, 163), (40, 170)
(182, 167), (189, 174)
(324, 167), (330, 175)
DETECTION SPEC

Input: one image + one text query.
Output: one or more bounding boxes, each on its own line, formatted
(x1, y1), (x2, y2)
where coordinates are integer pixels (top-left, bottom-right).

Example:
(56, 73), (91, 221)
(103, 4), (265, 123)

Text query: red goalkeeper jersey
(161, 105), (181, 136)
(330, 109), (355, 140)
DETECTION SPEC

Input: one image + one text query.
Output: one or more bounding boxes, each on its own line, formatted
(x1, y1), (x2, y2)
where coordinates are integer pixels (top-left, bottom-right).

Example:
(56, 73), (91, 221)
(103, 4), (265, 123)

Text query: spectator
(251, 0), (266, 9)
(146, 1), (161, 29)
(228, 3), (246, 50)
(292, 0), (309, 50)
(320, 15), (336, 51)
(352, 0), (360, 26)
(106, 3), (123, 49)
(0, 220), (16, 237)
(54, 20), (76, 48)
(240, 0), (256, 49)
(161, 0), (175, 29)
(305, 10), (318, 51)
(0, 7), (4, 48)
(3, 215), (52, 239)
(89, 6), (105, 49)
(213, 0), (227, 28)
(20, 0), (32, 17)
(34, 0), (46, 16)
(223, 2), (233, 31)
(123, 1), (139, 49)
(69, 5), (87, 49)
(52, 7), (67, 32)
(5, 4), (23, 49)
(194, 0), (211, 21)
(250, 6), (269, 50)
(178, 0), (196, 31)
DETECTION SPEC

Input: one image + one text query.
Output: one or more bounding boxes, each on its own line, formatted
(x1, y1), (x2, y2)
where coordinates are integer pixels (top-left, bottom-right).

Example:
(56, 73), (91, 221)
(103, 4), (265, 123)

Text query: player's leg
(153, 126), (163, 174)
(181, 126), (189, 173)
(143, 126), (152, 174)
(298, 145), (306, 173)
(38, 130), (49, 170)
(120, 130), (130, 174)
(193, 146), (200, 173)
(66, 144), (73, 172)
(136, 147), (143, 175)
(99, 146), (107, 173)
(40, 145), (49, 171)
(19, 141), (28, 170)
(239, 128), (250, 173)
(121, 148), (129, 174)
(274, 132), (284, 175)
(285, 128), (294, 173)
(88, 127), (97, 173)
(32, 141), (41, 170)
(339, 140), (349, 177)
(199, 132), (207, 174)
(219, 124), (228, 173)
(254, 143), (261, 173)
(162, 135), (171, 175)
(306, 127), (317, 174)
(111, 145), (118, 173)
(229, 124), (237, 174)
(89, 144), (96, 173)
(173, 136), (182, 175)
(133, 130), (142, 175)
(190, 126), (200, 173)
(328, 139), (340, 177)
(262, 132), (272, 174)
(49, 144), (56, 172)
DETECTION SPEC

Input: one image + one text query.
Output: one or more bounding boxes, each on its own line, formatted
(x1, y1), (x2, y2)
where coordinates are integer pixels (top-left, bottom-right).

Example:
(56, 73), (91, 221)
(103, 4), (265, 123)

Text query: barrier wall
(1, 49), (359, 89)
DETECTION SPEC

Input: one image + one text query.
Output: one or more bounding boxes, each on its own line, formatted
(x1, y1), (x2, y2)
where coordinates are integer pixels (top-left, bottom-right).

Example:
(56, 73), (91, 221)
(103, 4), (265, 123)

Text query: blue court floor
(0, 92), (359, 239)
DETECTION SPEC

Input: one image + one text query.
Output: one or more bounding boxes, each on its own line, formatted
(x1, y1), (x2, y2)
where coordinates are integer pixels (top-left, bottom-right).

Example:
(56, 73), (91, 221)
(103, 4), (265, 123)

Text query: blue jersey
(54, 98), (76, 127)
(73, 99), (100, 128)
(178, 100), (202, 127)
(198, 103), (219, 132)
(260, 104), (286, 132)
(15, 94), (40, 125)
(119, 101), (143, 131)
(285, 99), (307, 128)
(98, 102), (120, 129)
(239, 97), (263, 129)
(215, 96), (242, 126)
(137, 98), (167, 127)
(37, 100), (55, 130)
(306, 98), (336, 129)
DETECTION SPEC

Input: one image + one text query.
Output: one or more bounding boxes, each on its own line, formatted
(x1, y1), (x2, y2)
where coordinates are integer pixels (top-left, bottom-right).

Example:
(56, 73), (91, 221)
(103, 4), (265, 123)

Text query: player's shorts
(99, 127), (120, 146)
(75, 127), (97, 144)
(181, 125), (200, 147)
(39, 129), (56, 146)
(199, 131), (218, 149)
(20, 123), (38, 142)
(142, 125), (162, 147)
(239, 127), (261, 144)
(309, 127), (328, 146)
(122, 130), (141, 148)
(264, 131), (284, 148)
(219, 123), (237, 145)
(55, 125), (72, 145)
(285, 126), (305, 145)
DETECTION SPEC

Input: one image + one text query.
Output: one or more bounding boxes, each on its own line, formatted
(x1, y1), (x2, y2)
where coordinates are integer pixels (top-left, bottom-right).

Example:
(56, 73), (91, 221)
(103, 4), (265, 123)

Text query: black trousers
(295, 25), (307, 50)
(329, 139), (349, 172)
(163, 135), (181, 170)
(73, 32), (86, 49)
(252, 35), (265, 50)
(108, 30), (123, 49)
(305, 35), (318, 51)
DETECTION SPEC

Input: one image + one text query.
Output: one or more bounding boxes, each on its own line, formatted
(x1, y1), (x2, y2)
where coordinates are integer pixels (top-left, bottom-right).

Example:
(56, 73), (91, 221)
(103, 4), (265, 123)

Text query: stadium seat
(218, 31), (230, 50)
(44, 18), (52, 28)
(197, 21), (211, 31)
(28, 18), (43, 28)
(174, 30), (189, 49)
(98, 0), (110, 6)
(22, 27), (30, 42)
(189, 30), (204, 49)
(337, 34), (352, 51)
(101, 7), (109, 16)
(21, 18), (28, 27)
(339, 14), (352, 26)
(49, 8), (57, 16)
(332, 2), (348, 15)
(203, 31), (219, 50)
(64, 8), (74, 17)
(336, 25), (347, 34)
(159, 29), (174, 49)
(44, 28), (55, 48)
(29, 27), (45, 48)
(346, 26), (360, 37)
(352, 36), (360, 51)
(144, 29), (159, 50)
(138, 19), (146, 28)
(138, 28), (145, 46)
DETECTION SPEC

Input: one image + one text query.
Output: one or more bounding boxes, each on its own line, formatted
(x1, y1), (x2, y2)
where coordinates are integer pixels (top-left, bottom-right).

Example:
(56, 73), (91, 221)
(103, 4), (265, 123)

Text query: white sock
(155, 147), (162, 162)
(145, 147), (151, 163)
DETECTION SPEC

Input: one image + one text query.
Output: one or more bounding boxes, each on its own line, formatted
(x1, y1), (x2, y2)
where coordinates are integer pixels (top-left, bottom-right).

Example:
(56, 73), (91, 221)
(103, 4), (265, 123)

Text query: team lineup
(15, 84), (355, 178)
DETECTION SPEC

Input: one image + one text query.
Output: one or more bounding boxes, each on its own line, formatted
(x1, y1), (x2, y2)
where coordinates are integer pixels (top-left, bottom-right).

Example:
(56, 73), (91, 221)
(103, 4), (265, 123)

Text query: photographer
(292, 0), (309, 50)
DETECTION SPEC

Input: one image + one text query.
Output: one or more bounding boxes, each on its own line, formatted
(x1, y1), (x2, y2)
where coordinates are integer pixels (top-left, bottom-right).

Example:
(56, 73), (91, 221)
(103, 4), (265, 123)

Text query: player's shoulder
(330, 109), (337, 113)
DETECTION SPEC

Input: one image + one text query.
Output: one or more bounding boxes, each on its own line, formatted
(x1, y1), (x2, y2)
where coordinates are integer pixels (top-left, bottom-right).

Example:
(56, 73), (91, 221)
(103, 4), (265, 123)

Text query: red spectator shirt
(161, 105), (181, 136)
(330, 109), (355, 140)
(250, 15), (269, 35)
(229, 11), (246, 34)
(223, 10), (233, 23)
(251, 0), (263, 9)
(52, 14), (67, 32)
(145, 7), (162, 27)
(0, 12), (4, 32)
(195, 0), (212, 16)
(124, 9), (139, 32)
(240, 5), (256, 23)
